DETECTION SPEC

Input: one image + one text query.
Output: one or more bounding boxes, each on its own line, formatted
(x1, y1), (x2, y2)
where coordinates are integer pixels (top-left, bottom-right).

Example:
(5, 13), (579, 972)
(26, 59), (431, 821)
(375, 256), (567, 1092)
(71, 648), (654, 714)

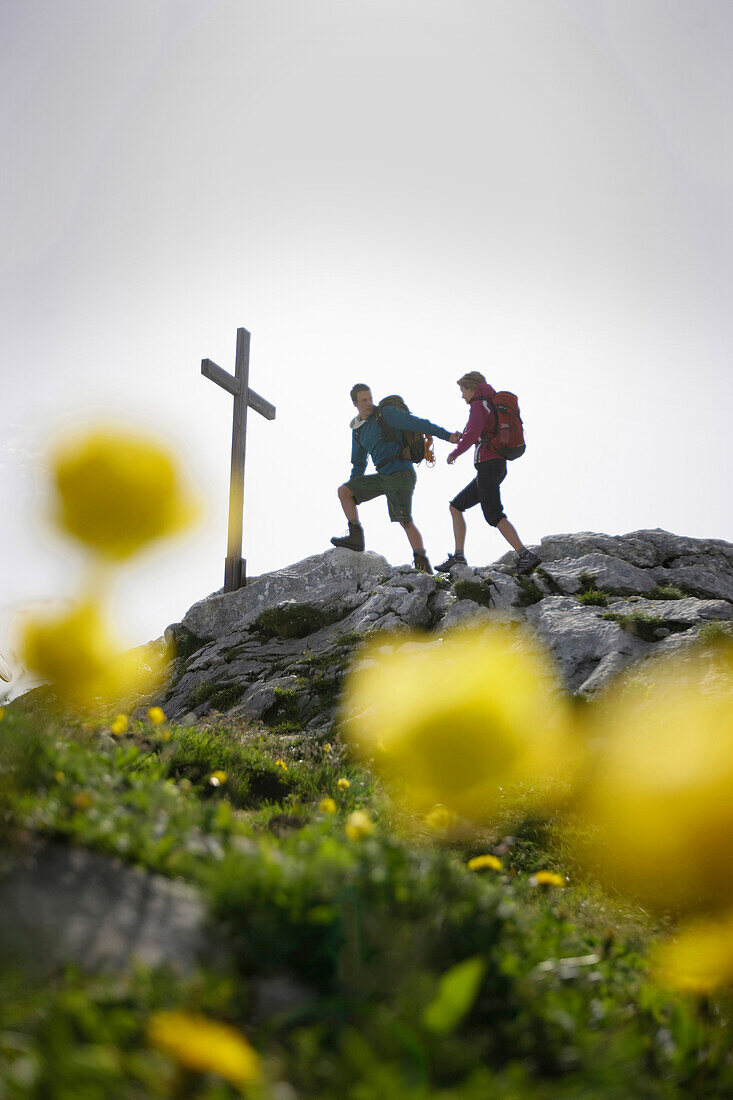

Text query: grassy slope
(1, 695), (732, 1099)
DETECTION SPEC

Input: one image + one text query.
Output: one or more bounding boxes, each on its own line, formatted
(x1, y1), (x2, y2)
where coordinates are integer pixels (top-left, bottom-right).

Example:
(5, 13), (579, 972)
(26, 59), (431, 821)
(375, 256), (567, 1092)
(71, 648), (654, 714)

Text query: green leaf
(422, 956), (486, 1034)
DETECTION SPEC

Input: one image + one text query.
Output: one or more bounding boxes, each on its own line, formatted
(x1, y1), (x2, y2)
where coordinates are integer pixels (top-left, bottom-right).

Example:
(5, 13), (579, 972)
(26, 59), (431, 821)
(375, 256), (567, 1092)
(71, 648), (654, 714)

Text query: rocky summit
(160, 530), (733, 726)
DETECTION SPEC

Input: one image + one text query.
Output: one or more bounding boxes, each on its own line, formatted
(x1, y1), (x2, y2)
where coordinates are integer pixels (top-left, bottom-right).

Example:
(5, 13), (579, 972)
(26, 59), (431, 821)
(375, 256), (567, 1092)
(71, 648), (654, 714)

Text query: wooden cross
(202, 327), (276, 592)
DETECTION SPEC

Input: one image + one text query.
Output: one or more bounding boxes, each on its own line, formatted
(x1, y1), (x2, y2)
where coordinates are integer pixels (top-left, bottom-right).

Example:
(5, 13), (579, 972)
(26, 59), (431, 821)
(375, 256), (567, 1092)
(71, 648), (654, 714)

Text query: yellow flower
(468, 854), (503, 872)
(341, 625), (578, 826)
(0, 708), (4, 721)
(21, 601), (138, 707)
(652, 913), (733, 994)
(323, 743), (332, 753)
(110, 714), (128, 736)
(530, 871), (565, 888)
(337, 777), (350, 791)
(319, 797), (338, 814)
(425, 804), (458, 832)
(147, 1010), (259, 1086)
(208, 770), (227, 787)
(147, 706), (166, 726)
(51, 425), (199, 559)
(275, 758), (288, 770)
(54, 771), (66, 784)
(574, 647), (733, 915)
(345, 810), (374, 840)
(73, 792), (92, 811)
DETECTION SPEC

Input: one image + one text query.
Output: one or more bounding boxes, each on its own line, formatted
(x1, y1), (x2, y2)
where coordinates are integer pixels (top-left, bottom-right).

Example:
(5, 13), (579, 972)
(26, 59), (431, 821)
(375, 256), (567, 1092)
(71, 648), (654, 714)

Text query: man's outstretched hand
(449, 432), (461, 444)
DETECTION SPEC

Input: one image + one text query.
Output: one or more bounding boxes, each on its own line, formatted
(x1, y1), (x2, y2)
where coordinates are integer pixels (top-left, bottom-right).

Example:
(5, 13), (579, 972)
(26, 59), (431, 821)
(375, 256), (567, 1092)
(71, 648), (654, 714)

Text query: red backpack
(486, 391), (526, 460)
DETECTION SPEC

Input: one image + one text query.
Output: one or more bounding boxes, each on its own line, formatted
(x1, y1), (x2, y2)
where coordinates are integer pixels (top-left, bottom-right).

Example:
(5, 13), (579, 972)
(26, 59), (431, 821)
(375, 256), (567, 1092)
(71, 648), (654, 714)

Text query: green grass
(577, 588), (609, 607)
(600, 611), (691, 643)
(252, 603), (343, 640)
(4, 699), (733, 1098)
(648, 584), (687, 601)
(513, 576), (543, 607)
(453, 579), (495, 609)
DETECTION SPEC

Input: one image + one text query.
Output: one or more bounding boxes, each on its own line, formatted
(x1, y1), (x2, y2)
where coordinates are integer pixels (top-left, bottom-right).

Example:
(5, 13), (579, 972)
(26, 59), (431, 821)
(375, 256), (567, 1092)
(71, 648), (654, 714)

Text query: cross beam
(202, 327), (276, 591)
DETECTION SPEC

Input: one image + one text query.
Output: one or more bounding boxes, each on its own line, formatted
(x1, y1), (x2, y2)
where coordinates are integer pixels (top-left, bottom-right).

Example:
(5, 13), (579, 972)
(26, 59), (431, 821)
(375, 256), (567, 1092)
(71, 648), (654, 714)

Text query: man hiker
(331, 384), (460, 574)
(436, 371), (541, 576)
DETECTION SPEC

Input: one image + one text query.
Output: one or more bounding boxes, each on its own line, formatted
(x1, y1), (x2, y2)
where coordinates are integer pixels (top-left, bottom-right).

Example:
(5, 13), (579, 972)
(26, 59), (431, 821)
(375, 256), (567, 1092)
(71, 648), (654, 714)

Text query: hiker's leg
(477, 460), (511, 535)
(496, 517), (525, 553)
(385, 470), (419, 541)
(450, 504), (467, 554)
(445, 479), (479, 557)
(337, 483), (359, 524)
(400, 520), (425, 552)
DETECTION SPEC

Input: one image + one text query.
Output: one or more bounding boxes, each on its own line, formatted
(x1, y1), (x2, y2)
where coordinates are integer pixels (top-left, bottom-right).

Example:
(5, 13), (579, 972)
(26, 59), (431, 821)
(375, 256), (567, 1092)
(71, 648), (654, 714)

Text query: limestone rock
(159, 530), (733, 719)
(0, 840), (207, 973)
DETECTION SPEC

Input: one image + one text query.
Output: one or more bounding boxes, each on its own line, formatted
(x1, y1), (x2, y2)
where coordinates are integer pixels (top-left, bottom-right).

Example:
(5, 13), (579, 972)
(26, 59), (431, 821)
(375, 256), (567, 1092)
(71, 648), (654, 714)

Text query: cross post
(201, 327), (276, 592)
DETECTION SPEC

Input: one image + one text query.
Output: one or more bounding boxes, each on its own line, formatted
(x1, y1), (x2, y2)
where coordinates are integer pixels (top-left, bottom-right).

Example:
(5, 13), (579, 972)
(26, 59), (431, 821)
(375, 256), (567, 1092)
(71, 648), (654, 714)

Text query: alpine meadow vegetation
(2, 423), (733, 1097)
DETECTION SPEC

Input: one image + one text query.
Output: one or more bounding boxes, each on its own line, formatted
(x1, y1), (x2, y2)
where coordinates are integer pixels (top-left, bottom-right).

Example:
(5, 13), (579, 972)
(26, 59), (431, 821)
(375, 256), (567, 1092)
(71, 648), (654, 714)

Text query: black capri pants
(450, 458), (507, 526)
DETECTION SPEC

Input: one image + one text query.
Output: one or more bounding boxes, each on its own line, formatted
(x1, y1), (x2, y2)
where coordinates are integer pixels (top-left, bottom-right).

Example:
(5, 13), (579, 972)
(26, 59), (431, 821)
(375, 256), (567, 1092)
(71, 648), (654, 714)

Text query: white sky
(2, 0), (732, 690)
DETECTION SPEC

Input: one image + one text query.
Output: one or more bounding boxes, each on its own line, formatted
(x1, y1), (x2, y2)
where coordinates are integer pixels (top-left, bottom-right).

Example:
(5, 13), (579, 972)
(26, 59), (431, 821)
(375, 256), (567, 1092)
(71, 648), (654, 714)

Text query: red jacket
(448, 381), (500, 465)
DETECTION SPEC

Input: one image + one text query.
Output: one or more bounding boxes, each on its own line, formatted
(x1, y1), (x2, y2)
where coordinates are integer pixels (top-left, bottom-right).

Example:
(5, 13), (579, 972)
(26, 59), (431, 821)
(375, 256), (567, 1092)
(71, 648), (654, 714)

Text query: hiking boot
(516, 549), (541, 576)
(330, 522), (365, 552)
(435, 552), (467, 573)
(413, 550), (433, 574)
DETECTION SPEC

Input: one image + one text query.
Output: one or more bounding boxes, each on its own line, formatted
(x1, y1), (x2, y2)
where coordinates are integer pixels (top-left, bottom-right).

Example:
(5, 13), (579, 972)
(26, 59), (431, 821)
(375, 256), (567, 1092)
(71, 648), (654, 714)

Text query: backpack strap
(373, 408), (406, 471)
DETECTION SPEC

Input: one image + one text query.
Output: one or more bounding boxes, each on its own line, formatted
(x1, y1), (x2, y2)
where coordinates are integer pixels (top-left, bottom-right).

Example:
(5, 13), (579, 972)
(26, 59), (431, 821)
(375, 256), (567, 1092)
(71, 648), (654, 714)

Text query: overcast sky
(2, 0), (731, 693)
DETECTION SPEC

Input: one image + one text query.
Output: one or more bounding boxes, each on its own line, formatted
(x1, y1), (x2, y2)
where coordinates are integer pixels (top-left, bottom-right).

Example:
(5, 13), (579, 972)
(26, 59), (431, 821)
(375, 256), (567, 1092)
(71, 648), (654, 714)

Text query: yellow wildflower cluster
(51, 426), (198, 561)
(147, 1010), (259, 1086)
(341, 625), (579, 825)
(345, 810), (374, 840)
(19, 425), (198, 709)
(467, 854), (502, 873)
(110, 713), (128, 736)
(341, 624), (733, 994)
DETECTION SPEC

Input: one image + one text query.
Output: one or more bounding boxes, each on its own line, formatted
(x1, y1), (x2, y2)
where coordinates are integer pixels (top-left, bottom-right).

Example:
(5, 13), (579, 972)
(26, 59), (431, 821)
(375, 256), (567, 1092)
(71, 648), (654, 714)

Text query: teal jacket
(350, 406), (452, 478)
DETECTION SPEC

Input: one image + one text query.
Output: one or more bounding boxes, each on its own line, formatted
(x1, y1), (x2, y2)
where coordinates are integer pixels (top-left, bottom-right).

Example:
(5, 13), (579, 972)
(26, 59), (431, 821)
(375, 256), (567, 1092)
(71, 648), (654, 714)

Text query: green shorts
(347, 467), (417, 523)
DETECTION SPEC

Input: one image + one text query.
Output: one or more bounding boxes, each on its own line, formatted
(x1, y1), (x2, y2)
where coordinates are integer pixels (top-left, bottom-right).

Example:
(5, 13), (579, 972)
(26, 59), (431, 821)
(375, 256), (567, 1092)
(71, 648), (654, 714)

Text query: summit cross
(201, 326), (276, 592)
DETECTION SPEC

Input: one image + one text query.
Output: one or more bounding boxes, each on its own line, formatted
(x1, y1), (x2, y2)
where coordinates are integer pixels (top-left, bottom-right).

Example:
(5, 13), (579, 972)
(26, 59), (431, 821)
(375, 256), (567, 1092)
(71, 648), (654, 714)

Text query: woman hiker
(436, 371), (541, 576)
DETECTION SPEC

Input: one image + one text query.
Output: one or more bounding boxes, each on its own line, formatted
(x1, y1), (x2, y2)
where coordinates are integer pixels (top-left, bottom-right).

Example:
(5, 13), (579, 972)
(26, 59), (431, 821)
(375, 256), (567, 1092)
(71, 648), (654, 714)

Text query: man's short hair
(350, 383), (371, 404)
(457, 371), (486, 389)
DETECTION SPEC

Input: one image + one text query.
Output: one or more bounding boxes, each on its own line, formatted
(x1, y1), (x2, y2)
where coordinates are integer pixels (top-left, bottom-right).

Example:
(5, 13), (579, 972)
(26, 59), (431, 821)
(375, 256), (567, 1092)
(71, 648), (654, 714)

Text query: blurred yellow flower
(425, 804), (458, 832)
(0, 708), (4, 721)
(147, 706), (166, 726)
(110, 714), (128, 736)
(652, 913), (733, 994)
(530, 871), (565, 888)
(337, 777), (350, 791)
(209, 770), (227, 787)
(574, 648), (733, 914)
(468, 854), (503, 872)
(319, 797), (338, 814)
(345, 810), (374, 840)
(275, 758), (288, 770)
(21, 601), (138, 707)
(72, 792), (92, 811)
(54, 771), (66, 784)
(341, 625), (578, 826)
(51, 425), (198, 560)
(147, 1010), (260, 1086)
(324, 742), (332, 753)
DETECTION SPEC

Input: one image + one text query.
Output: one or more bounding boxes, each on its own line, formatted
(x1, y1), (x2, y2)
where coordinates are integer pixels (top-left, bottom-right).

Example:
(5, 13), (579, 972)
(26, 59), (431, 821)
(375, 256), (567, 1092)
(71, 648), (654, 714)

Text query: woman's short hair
(457, 371), (486, 390)
(350, 383), (371, 404)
